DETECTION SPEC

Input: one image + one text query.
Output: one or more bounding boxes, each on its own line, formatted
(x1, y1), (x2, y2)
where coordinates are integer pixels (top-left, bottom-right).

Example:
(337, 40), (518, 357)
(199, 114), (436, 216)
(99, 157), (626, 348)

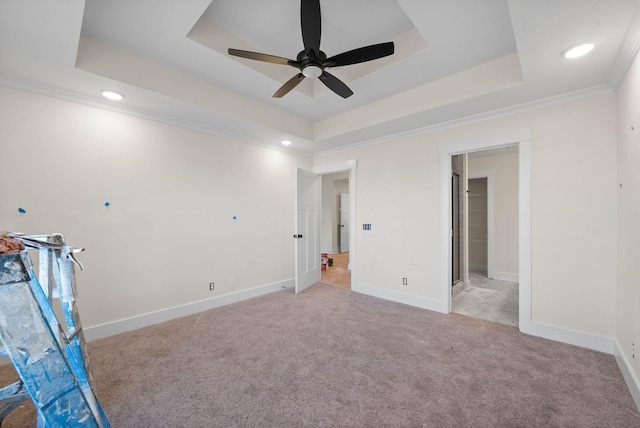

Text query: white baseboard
(491, 271), (519, 282)
(614, 340), (640, 412)
(84, 278), (293, 342)
(519, 320), (614, 354)
(352, 282), (446, 314)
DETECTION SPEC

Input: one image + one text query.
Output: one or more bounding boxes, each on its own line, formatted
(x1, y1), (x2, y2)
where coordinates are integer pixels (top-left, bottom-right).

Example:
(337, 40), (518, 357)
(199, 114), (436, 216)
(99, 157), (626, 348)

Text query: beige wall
(617, 47), (640, 389)
(314, 93), (618, 338)
(469, 152), (519, 279)
(0, 86), (311, 330)
(0, 83), (623, 352)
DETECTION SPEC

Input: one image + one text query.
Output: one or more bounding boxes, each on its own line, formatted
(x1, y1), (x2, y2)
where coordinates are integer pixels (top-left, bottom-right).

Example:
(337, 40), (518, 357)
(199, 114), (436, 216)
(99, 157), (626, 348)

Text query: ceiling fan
(228, 0), (395, 99)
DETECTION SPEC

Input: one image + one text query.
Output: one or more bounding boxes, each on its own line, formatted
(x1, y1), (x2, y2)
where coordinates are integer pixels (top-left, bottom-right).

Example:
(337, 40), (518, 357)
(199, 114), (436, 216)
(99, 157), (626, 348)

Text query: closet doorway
(450, 148), (520, 327)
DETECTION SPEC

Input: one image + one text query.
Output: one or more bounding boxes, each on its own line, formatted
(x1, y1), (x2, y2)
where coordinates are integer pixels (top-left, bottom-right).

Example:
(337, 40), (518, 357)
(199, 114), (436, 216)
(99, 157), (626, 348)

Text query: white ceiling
(1, 0), (639, 156)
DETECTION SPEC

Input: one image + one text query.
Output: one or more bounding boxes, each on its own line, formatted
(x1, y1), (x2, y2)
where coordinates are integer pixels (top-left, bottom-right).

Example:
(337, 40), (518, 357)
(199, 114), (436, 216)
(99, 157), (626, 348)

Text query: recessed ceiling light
(101, 90), (124, 101)
(563, 43), (595, 59)
(282, 140), (292, 146)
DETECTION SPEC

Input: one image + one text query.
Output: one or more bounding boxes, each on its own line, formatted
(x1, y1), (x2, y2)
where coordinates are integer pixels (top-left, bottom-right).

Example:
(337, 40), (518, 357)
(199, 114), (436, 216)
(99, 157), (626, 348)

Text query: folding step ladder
(0, 233), (111, 427)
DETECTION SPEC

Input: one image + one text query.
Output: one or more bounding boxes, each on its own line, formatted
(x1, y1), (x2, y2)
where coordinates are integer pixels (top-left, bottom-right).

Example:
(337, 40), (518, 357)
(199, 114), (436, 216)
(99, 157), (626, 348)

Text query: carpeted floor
(1, 283), (639, 427)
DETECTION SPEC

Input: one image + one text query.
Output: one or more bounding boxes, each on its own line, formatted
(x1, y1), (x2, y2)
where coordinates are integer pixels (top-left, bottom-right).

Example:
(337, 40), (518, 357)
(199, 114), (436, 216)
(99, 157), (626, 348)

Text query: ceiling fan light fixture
(563, 42), (595, 59)
(227, 0), (394, 98)
(302, 65), (323, 78)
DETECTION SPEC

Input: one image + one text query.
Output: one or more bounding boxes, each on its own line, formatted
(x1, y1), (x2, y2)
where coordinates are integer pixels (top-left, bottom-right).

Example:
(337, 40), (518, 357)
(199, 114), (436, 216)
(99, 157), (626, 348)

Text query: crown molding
(1, 73), (614, 161)
(0, 74), (313, 159)
(608, 1), (640, 91)
(312, 84), (613, 159)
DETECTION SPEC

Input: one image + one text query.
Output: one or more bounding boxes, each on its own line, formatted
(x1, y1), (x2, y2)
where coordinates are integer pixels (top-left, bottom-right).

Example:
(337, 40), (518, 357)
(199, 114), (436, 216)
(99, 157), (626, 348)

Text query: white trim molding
(520, 321), (614, 355)
(352, 282), (443, 313)
(615, 340), (640, 411)
(492, 271), (520, 282)
(84, 278), (293, 341)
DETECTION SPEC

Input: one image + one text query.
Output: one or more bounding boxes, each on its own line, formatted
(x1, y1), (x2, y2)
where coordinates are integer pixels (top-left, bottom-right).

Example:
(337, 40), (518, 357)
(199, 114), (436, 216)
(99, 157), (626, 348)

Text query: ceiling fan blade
(228, 48), (295, 66)
(324, 42), (395, 67)
(319, 71), (353, 98)
(301, 0), (321, 54)
(273, 73), (305, 98)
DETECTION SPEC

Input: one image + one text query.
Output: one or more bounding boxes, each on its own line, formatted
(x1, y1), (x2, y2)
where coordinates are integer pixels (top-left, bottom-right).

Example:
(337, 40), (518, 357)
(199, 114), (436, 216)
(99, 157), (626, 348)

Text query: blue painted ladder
(0, 234), (111, 427)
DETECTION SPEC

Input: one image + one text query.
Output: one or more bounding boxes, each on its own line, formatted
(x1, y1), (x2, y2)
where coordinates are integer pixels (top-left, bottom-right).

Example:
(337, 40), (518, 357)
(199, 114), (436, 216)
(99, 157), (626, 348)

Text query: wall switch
(230, 277), (236, 288)
(403, 278), (408, 285)
(209, 282), (215, 291)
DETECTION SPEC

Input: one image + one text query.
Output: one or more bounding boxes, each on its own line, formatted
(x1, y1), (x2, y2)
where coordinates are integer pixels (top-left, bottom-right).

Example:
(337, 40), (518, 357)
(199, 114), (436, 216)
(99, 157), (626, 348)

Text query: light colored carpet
(1, 283), (638, 427)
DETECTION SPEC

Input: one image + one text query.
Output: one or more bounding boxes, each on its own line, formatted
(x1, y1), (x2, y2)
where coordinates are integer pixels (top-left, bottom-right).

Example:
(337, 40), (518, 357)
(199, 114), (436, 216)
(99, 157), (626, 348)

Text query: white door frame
(439, 129), (532, 332)
(313, 160), (357, 285)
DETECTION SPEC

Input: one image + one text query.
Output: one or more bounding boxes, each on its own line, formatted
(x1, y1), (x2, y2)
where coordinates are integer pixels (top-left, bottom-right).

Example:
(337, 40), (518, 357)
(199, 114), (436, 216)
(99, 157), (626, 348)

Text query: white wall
(0, 86), (311, 335)
(314, 93), (618, 340)
(469, 153), (519, 280)
(616, 47), (640, 403)
(320, 172), (349, 253)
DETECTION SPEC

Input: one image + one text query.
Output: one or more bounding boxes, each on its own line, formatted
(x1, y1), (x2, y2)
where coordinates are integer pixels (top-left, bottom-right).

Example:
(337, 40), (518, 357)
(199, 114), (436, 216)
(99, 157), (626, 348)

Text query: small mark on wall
(18, 208), (26, 214)
(105, 202), (110, 208)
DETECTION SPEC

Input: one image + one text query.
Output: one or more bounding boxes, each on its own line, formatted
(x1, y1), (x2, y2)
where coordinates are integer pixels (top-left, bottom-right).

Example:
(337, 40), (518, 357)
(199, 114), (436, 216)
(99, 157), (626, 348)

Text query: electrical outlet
(230, 277), (237, 288)
(402, 278), (408, 285)
(632, 342), (635, 359)
(209, 282), (215, 291)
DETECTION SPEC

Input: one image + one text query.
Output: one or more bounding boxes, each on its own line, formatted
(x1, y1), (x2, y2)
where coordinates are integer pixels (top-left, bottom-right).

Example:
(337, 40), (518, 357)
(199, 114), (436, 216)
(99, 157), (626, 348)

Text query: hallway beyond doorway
(321, 252), (350, 288)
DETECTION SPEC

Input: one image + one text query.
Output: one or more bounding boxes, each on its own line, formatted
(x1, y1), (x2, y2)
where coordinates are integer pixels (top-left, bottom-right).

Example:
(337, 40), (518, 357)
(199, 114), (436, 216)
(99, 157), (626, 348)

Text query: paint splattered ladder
(0, 234), (111, 427)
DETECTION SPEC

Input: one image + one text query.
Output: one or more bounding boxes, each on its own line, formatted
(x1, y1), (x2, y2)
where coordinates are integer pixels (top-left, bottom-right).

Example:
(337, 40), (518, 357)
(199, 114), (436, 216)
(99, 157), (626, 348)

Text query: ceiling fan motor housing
(297, 50), (327, 78)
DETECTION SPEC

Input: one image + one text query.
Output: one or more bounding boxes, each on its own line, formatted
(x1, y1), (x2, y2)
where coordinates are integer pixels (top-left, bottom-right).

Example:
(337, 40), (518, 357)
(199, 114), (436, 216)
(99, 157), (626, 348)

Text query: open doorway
(450, 147), (519, 327)
(320, 172), (351, 288)
(295, 161), (357, 293)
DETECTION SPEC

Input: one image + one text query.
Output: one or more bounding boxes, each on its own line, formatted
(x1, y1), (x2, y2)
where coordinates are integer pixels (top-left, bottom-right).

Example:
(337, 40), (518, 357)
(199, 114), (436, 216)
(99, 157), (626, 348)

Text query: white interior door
(339, 193), (350, 253)
(295, 167), (321, 293)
